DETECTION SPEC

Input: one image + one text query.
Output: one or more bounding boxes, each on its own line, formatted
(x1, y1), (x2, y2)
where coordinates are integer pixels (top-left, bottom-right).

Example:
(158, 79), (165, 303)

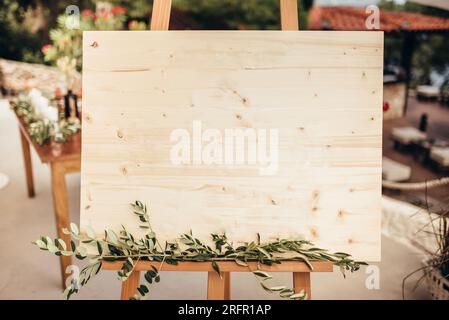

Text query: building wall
(383, 82), (407, 120)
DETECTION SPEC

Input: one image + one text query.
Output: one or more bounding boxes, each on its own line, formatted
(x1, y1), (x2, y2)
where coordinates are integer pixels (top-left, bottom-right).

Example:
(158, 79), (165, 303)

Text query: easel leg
(293, 272), (311, 299)
(207, 272), (230, 300)
(19, 128), (35, 197)
(50, 161), (72, 289)
(224, 272), (231, 300)
(121, 271), (141, 300)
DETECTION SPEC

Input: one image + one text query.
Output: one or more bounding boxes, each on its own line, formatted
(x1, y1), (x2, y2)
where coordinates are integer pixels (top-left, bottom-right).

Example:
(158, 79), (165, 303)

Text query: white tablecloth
(430, 147), (449, 166)
(392, 127), (427, 145)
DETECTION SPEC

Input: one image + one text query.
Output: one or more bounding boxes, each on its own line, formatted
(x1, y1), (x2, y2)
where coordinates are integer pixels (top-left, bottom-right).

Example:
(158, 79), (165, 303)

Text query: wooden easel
(100, 0), (333, 300)
(104, 260), (333, 300)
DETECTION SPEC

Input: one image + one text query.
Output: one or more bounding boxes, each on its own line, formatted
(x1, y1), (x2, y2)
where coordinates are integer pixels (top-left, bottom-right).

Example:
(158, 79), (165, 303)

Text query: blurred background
(0, 0), (448, 300)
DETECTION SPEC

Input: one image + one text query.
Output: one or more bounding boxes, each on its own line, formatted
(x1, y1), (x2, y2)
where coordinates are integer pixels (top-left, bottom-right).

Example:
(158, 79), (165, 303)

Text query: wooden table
(16, 114), (81, 288)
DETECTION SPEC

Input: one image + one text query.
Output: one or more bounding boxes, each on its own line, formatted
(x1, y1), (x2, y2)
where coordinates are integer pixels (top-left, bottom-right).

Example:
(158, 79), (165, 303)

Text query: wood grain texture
(81, 31), (383, 261)
(120, 270), (141, 300)
(207, 272), (230, 300)
(19, 127), (35, 197)
(280, 0), (299, 30)
(293, 272), (311, 299)
(150, 0), (172, 31)
(51, 159), (81, 287)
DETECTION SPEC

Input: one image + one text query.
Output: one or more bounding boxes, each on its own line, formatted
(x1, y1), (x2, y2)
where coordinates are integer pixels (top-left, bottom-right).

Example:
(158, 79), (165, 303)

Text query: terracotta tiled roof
(309, 6), (449, 32)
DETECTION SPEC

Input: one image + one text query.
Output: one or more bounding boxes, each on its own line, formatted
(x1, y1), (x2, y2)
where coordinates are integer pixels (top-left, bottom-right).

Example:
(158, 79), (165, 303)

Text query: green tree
(0, 0), (42, 62)
(379, 0), (449, 87)
(172, 0), (312, 30)
(0, 0), (93, 62)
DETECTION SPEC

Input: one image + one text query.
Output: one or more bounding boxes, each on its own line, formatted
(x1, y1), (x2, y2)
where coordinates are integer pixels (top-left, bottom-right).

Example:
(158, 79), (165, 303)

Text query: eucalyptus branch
(34, 201), (366, 300)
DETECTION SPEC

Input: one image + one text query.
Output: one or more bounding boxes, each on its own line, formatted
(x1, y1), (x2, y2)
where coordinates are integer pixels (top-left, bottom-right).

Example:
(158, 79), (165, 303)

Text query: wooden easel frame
(104, 261), (333, 300)
(101, 0), (334, 300)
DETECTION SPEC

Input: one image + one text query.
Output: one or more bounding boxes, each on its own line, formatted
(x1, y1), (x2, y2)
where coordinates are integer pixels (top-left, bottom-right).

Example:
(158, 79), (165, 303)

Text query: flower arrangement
(42, 2), (127, 80)
(34, 201), (366, 300)
(10, 89), (80, 145)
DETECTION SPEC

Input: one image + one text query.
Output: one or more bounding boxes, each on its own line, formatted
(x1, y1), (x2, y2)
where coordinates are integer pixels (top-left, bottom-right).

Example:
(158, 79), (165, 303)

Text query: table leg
(293, 272), (312, 299)
(50, 161), (73, 289)
(19, 128), (35, 197)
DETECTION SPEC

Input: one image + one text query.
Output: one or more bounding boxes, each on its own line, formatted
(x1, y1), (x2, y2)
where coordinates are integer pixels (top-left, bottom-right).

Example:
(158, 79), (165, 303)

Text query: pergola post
(401, 32), (416, 114)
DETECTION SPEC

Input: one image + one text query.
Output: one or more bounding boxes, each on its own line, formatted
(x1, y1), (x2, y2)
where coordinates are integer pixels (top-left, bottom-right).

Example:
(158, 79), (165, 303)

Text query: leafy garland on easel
(10, 95), (80, 145)
(34, 201), (366, 300)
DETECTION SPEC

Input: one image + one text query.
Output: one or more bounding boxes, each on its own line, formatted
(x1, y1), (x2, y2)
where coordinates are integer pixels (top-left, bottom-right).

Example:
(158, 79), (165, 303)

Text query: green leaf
(253, 270), (272, 279)
(35, 239), (47, 250)
(76, 246), (87, 257)
(63, 286), (73, 300)
(295, 253), (313, 270)
(56, 239), (67, 251)
(85, 225), (95, 239)
(147, 231), (156, 239)
(235, 259), (248, 267)
(47, 243), (59, 254)
(166, 258), (178, 265)
(257, 247), (271, 259)
(259, 282), (272, 292)
(280, 288), (294, 298)
(269, 286), (287, 292)
(137, 284), (149, 296)
(148, 239), (154, 252)
(106, 229), (118, 245)
(144, 271), (153, 283)
(70, 223), (79, 235)
(180, 238), (194, 245)
(289, 290), (306, 300)
(96, 241), (103, 255)
(211, 261), (221, 276)
(45, 236), (52, 245)
(92, 262), (102, 275)
(70, 240), (77, 252)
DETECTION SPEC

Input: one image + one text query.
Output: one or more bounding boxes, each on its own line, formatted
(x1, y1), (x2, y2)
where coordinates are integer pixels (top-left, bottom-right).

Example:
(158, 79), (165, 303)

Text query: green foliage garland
(10, 94), (80, 145)
(34, 201), (366, 300)
(42, 4), (127, 72)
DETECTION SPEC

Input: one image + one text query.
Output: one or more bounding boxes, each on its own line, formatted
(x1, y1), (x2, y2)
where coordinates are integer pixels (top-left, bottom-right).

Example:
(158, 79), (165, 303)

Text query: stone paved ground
(383, 97), (449, 210)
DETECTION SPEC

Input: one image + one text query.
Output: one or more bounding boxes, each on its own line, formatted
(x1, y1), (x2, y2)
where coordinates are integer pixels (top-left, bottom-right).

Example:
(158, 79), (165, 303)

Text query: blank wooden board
(81, 31), (383, 261)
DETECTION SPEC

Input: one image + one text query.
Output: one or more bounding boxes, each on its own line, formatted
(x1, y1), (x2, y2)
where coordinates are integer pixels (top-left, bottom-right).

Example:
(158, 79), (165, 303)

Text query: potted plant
(403, 206), (449, 300)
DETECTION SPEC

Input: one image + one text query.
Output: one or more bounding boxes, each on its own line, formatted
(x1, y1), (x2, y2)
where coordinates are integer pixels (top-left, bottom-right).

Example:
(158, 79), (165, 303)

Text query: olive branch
(34, 201), (366, 300)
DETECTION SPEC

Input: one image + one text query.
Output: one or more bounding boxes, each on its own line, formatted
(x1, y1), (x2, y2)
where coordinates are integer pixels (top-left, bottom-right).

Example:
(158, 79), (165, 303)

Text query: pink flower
(96, 9), (111, 19)
(41, 44), (52, 54)
(112, 5), (126, 15)
(82, 9), (94, 18)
